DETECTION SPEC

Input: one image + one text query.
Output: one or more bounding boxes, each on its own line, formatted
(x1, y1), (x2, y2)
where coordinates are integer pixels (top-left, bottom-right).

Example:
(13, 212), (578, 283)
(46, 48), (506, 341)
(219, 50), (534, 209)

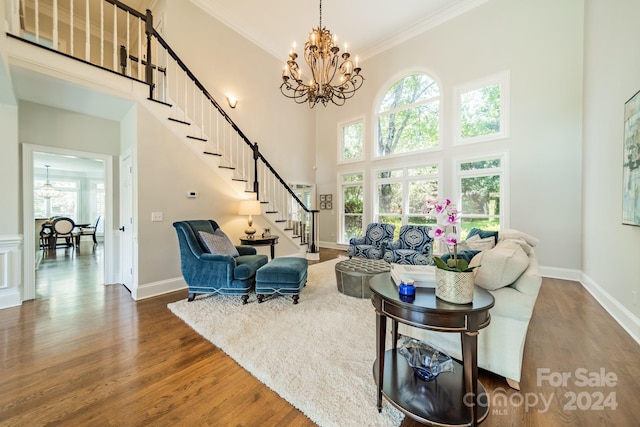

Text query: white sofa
(398, 229), (542, 390)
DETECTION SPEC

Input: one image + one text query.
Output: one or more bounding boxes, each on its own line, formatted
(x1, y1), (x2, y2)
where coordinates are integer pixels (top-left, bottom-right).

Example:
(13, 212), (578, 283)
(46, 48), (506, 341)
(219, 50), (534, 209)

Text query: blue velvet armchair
(173, 220), (268, 304)
(347, 223), (396, 260)
(383, 225), (434, 265)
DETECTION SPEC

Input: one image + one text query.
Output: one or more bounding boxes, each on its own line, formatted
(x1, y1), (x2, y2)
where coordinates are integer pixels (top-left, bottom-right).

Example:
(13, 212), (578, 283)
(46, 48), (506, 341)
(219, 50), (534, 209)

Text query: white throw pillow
(498, 229), (539, 247)
(199, 229), (240, 257)
(469, 240), (530, 290)
(507, 238), (533, 255)
(464, 234), (496, 251)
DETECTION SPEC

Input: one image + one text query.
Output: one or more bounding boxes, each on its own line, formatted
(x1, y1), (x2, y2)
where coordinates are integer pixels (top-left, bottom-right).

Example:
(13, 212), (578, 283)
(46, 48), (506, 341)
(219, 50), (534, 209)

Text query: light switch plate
(151, 212), (163, 222)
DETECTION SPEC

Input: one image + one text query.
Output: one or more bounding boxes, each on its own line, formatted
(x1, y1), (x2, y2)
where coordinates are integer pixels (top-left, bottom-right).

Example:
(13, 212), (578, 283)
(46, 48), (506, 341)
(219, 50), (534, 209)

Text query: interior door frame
(22, 143), (115, 301)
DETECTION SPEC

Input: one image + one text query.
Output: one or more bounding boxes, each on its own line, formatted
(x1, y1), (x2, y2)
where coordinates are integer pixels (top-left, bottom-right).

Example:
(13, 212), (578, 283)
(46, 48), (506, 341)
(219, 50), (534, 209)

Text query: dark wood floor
(1, 245), (639, 426)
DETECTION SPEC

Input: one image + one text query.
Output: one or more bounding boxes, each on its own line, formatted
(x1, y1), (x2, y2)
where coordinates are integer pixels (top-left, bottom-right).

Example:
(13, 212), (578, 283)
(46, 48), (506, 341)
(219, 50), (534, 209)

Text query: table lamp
(238, 200), (261, 238)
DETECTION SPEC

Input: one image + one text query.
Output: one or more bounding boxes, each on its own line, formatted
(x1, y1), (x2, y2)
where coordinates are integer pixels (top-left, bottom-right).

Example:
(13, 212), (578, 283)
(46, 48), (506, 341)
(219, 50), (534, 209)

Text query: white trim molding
(134, 277), (186, 300)
(0, 235), (23, 309)
(580, 272), (640, 346)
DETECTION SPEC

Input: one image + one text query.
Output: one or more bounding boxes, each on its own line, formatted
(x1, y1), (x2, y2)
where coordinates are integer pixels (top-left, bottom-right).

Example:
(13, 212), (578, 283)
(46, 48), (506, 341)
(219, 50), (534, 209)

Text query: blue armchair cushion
(234, 254), (269, 280)
(199, 229), (239, 257)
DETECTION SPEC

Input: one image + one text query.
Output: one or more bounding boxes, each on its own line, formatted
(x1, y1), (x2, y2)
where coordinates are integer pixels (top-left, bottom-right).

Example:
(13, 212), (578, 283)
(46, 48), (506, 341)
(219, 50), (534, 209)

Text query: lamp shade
(238, 200), (261, 216)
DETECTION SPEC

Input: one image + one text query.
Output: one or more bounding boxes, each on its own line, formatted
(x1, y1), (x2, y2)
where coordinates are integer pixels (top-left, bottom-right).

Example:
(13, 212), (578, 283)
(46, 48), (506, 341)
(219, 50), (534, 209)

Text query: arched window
(375, 73), (440, 157)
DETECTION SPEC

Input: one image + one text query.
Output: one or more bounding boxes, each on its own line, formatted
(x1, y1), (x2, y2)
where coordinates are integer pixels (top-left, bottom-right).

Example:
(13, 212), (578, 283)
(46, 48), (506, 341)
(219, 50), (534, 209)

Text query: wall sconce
(226, 95), (237, 109)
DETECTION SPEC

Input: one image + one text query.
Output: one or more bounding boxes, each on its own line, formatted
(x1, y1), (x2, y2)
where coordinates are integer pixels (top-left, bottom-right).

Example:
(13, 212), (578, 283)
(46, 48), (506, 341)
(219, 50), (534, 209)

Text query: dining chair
(75, 216), (101, 246)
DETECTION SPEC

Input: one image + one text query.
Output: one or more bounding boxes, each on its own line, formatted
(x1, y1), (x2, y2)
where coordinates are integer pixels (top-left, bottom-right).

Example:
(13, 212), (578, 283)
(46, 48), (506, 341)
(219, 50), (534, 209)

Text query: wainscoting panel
(0, 235), (23, 309)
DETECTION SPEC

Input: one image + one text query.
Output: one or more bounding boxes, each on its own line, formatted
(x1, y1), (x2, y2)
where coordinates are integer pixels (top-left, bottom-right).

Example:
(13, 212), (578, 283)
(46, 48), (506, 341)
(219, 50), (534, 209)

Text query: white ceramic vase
(435, 269), (475, 304)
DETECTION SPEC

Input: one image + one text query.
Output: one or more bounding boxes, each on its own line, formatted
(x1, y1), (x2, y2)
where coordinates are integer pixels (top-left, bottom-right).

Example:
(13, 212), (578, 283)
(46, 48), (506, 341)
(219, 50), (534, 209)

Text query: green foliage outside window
(460, 83), (501, 139)
(342, 122), (363, 160)
(377, 74), (440, 157)
(461, 175), (500, 216)
(342, 182), (364, 241)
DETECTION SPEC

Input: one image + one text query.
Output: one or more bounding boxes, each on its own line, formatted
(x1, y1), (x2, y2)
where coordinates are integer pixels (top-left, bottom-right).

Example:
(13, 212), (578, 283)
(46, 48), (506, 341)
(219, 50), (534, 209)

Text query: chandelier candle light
(280, 0), (364, 108)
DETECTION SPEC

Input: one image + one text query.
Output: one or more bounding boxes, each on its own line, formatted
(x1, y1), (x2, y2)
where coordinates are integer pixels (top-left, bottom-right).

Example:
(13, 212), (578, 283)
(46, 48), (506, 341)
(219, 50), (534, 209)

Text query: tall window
(374, 164), (440, 235)
(339, 119), (364, 162)
(339, 173), (364, 243)
(34, 177), (79, 219)
(455, 71), (510, 144)
(456, 154), (506, 236)
(375, 73), (440, 157)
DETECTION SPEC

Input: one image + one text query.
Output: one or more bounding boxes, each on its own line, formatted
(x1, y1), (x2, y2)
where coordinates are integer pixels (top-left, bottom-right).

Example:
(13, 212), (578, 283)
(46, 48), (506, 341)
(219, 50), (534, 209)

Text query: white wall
(134, 103), (301, 293)
(582, 0), (640, 336)
(159, 0), (316, 187)
(314, 0), (584, 274)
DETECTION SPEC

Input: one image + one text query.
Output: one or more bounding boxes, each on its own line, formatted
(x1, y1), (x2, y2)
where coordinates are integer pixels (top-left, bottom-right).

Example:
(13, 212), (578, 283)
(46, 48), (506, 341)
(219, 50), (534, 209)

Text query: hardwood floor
(1, 246), (639, 426)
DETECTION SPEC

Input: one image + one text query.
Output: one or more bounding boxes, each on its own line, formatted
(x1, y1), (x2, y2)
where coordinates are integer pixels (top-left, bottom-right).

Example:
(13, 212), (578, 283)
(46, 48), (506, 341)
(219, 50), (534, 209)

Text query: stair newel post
(145, 9), (154, 99)
(309, 210), (319, 253)
(252, 142), (260, 198)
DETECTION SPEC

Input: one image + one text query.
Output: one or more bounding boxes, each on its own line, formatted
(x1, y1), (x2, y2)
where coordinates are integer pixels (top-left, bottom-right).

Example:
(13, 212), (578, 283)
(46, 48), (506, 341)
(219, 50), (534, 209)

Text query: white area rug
(168, 257), (404, 427)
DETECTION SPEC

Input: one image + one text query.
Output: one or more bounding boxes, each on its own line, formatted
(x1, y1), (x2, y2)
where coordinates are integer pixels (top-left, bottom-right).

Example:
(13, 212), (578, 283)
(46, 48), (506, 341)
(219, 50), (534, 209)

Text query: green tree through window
(376, 74), (440, 157)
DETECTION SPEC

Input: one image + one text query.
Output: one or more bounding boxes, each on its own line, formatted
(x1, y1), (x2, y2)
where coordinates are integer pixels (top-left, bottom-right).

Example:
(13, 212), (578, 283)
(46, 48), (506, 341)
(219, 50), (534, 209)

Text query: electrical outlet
(151, 212), (163, 222)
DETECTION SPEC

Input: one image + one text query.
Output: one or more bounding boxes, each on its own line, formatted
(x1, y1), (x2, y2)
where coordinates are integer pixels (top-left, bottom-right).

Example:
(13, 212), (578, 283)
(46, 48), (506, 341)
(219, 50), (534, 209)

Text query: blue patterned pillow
(440, 250), (480, 265)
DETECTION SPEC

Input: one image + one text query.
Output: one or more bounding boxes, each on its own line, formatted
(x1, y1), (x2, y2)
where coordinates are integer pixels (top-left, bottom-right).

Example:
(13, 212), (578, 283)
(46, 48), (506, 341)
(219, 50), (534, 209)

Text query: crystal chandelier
(280, 0), (364, 108)
(35, 165), (60, 199)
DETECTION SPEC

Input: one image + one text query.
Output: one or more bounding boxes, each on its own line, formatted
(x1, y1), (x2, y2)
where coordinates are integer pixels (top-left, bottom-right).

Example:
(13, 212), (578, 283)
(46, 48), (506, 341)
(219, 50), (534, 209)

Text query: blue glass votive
(398, 281), (416, 296)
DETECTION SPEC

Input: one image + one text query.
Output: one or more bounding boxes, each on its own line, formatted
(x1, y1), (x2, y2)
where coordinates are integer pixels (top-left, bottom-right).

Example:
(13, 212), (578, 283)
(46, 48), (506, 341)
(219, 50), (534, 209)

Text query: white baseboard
(580, 273), (640, 346)
(134, 277), (186, 300)
(0, 288), (22, 309)
(319, 241), (348, 251)
(539, 265), (581, 281)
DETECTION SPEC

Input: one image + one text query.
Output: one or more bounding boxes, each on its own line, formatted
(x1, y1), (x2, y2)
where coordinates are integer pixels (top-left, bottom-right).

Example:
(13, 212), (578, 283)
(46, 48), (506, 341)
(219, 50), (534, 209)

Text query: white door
(120, 153), (134, 294)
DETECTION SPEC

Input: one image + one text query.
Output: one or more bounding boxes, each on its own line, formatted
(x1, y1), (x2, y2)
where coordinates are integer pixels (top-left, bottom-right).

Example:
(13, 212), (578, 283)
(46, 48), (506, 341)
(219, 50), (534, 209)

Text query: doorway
(22, 144), (115, 301)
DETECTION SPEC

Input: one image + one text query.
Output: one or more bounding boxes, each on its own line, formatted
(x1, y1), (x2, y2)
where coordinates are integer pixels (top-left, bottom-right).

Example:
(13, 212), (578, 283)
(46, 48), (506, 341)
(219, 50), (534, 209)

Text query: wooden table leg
(462, 331), (479, 427)
(376, 312), (387, 412)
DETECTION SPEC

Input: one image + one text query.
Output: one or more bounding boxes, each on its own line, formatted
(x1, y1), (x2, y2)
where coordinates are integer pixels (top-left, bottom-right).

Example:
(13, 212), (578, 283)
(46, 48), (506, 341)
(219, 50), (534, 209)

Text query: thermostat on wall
(187, 191), (198, 198)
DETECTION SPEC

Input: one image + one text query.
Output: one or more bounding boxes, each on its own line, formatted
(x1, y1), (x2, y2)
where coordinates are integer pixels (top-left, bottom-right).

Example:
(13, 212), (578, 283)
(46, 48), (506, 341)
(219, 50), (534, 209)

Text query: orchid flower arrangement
(424, 198), (477, 273)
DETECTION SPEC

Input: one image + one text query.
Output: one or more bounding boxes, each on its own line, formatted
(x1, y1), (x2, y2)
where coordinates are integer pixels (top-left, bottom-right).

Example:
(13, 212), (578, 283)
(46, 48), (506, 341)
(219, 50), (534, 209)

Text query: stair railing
(9, 0), (319, 254)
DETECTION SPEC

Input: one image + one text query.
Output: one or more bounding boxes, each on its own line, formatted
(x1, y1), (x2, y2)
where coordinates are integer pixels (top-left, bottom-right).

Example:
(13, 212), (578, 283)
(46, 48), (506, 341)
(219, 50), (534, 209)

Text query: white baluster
(69, 0), (74, 56)
(112, 3), (117, 71)
(137, 19), (142, 80)
(10, 0), (20, 35)
(126, 13), (130, 76)
(100, 1), (104, 66)
(85, 0), (90, 61)
(216, 112), (220, 154)
(34, 0), (39, 43)
(52, 0), (58, 50)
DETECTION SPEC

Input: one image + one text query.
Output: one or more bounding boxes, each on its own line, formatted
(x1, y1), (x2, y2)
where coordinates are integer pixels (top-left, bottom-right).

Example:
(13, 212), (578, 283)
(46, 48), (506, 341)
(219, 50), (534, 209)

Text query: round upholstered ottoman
(335, 258), (391, 298)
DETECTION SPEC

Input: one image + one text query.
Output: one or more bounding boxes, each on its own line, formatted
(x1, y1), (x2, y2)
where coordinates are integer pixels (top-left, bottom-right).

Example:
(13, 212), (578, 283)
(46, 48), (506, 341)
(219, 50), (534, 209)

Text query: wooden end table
(369, 272), (495, 427)
(239, 235), (279, 259)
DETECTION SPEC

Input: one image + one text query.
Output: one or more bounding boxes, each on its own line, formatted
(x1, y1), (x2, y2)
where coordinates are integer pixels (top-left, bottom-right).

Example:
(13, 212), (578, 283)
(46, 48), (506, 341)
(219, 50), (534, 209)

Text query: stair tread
(148, 97), (172, 107)
(168, 117), (191, 125)
(187, 135), (207, 142)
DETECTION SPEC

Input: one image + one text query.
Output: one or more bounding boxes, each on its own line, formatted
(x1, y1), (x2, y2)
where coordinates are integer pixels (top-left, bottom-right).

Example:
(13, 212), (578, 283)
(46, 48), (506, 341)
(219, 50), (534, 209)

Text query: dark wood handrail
(104, 0), (147, 20)
(150, 28), (313, 215)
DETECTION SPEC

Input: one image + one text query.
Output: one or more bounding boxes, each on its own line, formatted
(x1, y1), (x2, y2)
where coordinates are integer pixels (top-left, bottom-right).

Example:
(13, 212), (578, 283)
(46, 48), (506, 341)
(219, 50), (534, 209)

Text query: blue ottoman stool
(255, 257), (308, 304)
